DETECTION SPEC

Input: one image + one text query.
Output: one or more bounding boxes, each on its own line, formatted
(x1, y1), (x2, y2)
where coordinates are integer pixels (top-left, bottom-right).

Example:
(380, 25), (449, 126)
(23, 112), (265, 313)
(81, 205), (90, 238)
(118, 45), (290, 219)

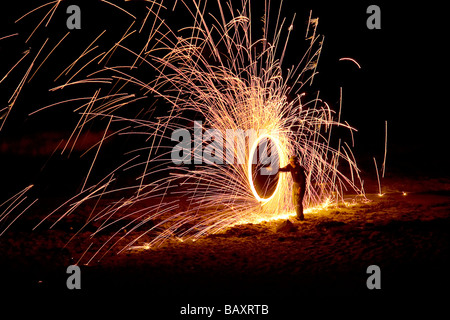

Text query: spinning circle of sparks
(0, 0), (365, 263)
(247, 134), (283, 203)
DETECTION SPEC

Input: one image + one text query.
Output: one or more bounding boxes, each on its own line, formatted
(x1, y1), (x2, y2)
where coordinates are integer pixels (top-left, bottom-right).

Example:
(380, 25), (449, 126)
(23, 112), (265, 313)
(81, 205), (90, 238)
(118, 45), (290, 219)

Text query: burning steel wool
(1, 0), (365, 263)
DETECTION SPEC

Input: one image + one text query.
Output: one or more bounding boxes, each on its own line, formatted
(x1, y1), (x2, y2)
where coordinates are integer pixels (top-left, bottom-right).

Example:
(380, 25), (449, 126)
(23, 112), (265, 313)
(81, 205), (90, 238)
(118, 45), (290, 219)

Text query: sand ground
(1, 175), (449, 316)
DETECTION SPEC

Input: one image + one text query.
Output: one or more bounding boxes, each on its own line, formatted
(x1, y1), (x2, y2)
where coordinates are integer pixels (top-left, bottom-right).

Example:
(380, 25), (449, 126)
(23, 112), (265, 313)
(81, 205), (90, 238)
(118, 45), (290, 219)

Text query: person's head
(289, 155), (298, 166)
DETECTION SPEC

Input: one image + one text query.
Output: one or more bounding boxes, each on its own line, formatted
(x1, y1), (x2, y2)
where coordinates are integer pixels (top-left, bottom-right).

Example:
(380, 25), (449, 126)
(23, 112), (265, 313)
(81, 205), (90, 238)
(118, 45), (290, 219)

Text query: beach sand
(1, 175), (449, 315)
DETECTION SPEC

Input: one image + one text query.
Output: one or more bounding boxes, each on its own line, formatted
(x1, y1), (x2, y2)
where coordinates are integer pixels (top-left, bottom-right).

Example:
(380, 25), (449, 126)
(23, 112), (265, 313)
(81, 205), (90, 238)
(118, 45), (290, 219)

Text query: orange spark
(339, 57), (362, 69)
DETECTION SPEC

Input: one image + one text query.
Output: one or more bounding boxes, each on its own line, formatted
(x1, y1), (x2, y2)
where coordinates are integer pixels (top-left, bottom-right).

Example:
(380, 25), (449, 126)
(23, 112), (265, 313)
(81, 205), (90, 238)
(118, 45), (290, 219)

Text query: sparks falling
(1, 0), (365, 263)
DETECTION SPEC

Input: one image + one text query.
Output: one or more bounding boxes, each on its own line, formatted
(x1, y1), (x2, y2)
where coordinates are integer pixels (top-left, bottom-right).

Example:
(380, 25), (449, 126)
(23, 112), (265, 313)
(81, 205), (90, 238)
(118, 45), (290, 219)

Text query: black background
(0, 1), (445, 185)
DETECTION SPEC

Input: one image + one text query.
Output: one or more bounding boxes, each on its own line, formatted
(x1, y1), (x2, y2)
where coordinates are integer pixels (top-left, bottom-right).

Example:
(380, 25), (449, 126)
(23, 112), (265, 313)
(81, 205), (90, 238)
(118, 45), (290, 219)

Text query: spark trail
(1, 0), (365, 263)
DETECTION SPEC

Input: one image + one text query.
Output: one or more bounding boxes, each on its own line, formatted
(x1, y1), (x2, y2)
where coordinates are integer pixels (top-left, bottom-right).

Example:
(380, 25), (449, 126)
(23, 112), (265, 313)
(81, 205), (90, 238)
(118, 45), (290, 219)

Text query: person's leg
(292, 183), (299, 207)
(296, 202), (304, 220)
(296, 187), (305, 220)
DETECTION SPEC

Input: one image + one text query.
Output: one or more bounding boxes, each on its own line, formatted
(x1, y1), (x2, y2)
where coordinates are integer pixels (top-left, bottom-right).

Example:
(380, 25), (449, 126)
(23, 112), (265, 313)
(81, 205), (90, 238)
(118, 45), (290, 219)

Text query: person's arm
(278, 164), (290, 172)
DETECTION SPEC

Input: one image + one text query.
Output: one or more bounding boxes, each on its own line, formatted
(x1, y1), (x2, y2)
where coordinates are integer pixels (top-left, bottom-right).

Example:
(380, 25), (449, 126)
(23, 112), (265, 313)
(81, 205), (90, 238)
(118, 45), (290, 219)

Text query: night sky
(1, 1), (445, 185)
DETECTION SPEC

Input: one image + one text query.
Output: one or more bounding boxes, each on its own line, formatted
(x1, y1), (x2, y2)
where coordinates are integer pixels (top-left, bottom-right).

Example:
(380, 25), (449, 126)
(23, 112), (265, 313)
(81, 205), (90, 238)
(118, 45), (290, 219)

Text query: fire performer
(278, 155), (306, 221)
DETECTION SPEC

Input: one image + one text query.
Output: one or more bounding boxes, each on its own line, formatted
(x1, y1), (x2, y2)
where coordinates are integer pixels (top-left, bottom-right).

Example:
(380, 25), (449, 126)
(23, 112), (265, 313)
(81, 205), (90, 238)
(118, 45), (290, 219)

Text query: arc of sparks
(339, 57), (362, 69)
(247, 134), (285, 204)
(1, 0), (367, 263)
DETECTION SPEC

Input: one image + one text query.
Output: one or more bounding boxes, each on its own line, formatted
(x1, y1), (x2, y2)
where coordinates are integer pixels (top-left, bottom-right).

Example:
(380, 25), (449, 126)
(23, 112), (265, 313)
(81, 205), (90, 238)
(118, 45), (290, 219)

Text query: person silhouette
(278, 155), (306, 220)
